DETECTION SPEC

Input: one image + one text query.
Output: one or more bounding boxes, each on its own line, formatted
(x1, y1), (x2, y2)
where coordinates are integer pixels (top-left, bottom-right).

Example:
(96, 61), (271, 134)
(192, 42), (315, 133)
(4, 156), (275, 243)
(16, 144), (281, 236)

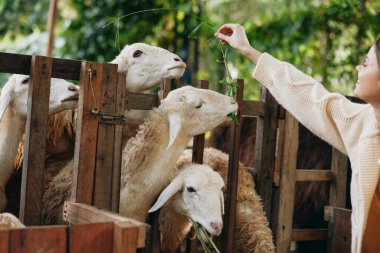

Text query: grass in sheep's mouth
(227, 112), (239, 124)
(187, 217), (220, 253)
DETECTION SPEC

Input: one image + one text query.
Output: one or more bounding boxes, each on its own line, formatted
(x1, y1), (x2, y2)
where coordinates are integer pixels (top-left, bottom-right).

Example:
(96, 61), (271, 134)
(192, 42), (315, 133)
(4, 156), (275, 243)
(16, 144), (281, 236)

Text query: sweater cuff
(252, 53), (285, 86)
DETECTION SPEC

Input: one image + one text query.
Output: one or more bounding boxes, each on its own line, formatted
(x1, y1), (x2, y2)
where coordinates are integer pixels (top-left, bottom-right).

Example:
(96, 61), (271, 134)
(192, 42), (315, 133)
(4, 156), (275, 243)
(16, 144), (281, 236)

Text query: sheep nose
(210, 220), (223, 235)
(174, 57), (182, 62)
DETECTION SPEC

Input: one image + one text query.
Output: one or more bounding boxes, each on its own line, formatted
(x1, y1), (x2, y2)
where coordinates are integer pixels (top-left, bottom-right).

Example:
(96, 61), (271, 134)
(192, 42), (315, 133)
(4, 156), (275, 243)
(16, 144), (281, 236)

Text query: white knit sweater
(252, 53), (380, 253)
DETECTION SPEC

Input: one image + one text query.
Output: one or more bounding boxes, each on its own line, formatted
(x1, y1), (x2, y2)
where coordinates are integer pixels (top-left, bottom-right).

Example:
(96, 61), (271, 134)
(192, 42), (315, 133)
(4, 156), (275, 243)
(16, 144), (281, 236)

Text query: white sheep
(13, 42), (186, 172)
(172, 147), (275, 253)
(42, 86), (237, 225)
(0, 74), (79, 211)
(0, 212), (25, 229)
(148, 163), (225, 252)
(7, 43), (186, 214)
(119, 86), (237, 221)
(111, 42), (186, 93)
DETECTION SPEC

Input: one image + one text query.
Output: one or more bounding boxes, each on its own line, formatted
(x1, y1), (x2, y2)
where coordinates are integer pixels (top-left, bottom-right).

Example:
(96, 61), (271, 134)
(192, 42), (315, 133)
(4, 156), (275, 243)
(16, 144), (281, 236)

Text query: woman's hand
(214, 24), (262, 63)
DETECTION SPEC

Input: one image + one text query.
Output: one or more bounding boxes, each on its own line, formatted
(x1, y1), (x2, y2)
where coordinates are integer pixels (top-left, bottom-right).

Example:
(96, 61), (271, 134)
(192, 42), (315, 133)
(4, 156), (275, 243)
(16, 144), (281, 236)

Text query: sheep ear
(0, 93), (11, 122)
(148, 175), (184, 213)
(220, 191), (225, 215)
(167, 113), (182, 149)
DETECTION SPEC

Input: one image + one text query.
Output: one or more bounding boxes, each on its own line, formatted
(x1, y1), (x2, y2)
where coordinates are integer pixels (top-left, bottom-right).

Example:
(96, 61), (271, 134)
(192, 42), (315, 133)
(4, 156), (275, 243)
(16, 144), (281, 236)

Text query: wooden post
(46, 0), (59, 57)
(113, 222), (139, 253)
(10, 226), (67, 253)
(71, 62), (102, 205)
(0, 231), (9, 253)
(93, 63), (119, 210)
(186, 81), (208, 253)
(70, 223), (114, 252)
(274, 111), (299, 253)
(222, 79), (243, 253)
(111, 73), (127, 213)
(329, 148), (348, 207)
(71, 62), (120, 210)
(19, 55), (52, 225)
(326, 207), (352, 253)
(254, 85), (278, 220)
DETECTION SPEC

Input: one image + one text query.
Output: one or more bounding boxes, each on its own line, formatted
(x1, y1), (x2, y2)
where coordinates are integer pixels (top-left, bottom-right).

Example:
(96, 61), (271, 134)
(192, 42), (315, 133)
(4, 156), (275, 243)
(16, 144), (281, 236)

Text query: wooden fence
(0, 51), (351, 253)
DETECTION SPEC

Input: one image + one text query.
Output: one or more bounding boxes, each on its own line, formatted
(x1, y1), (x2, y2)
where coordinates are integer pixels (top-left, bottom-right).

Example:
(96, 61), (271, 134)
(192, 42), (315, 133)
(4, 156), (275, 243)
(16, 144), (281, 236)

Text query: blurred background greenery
(0, 0), (379, 99)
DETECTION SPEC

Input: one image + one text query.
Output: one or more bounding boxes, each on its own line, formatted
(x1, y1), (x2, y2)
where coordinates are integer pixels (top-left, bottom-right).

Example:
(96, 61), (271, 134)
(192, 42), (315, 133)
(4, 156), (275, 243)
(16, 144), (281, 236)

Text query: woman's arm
(214, 24), (370, 155)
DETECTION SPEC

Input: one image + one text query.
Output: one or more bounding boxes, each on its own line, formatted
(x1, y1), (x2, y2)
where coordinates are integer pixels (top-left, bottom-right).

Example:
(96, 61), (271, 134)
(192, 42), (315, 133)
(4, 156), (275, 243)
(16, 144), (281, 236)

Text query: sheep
(119, 86), (237, 221)
(207, 117), (334, 252)
(6, 43), (186, 214)
(15, 42), (186, 164)
(0, 74), (79, 212)
(169, 147), (275, 253)
(0, 212), (25, 229)
(42, 86), (237, 225)
(148, 164), (225, 252)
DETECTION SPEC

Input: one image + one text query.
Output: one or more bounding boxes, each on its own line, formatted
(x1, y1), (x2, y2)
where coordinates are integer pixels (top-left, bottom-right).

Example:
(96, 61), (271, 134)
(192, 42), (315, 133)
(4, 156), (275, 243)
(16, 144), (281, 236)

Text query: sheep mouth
(61, 94), (79, 102)
(167, 63), (187, 70)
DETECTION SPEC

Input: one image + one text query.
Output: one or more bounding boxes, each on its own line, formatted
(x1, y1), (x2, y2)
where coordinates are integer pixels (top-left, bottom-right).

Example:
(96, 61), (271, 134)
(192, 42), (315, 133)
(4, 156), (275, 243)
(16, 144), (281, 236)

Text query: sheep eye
(187, 186), (196, 193)
(195, 102), (203, 109)
(133, 50), (143, 57)
(22, 78), (29, 84)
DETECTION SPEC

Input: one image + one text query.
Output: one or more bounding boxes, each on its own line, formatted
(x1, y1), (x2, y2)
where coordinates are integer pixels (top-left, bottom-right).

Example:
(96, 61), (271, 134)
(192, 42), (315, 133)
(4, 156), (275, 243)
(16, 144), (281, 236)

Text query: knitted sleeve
(252, 53), (369, 155)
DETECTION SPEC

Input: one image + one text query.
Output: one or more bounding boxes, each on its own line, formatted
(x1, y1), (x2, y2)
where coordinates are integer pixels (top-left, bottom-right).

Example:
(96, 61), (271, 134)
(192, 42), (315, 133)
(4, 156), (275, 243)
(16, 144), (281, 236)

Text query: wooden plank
(274, 111), (299, 253)
(111, 73), (127, 213)
(125, 92), (159, 110)
(329, 148), (348, 207)
(0, 52), (82, 80)
(93, 63), (118, 210)
(241, 100), (265, 117)
(295, 170), (333, 181)
(150, 78), (172, 253)
(291, 229), (328, 241)
(187, 80), (209, 253)
(70, 222), (114, 253)
(71, 62), (102, 205)
(273, 118), (285, 187)
(254, 85), (278, 220)
(63, 201), (147, 248)
(0, 230), (9, 253)
(327, 208), (352, 253)
(51, 58), (81, 80)
(222, 79), (243, 253)
(113, 222), (139, 253)
(19, 55), (52, 225)
(10, 226), (66, 253)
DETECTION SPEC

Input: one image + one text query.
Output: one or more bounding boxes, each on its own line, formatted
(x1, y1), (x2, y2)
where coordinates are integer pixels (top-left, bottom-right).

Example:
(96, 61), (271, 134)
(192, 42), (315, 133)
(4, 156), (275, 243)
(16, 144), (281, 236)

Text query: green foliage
(0, 0), (379, 101)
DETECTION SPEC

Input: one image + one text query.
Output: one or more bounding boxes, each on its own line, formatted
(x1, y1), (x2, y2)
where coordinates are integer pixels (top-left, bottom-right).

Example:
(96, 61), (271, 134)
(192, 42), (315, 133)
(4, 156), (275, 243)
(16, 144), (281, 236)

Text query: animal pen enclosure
(0, 51), (352, 253)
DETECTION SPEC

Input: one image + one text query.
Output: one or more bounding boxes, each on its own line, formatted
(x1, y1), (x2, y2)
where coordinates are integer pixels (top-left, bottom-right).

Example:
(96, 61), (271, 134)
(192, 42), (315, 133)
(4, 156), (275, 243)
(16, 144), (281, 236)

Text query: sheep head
(111, 43), (186, 92)
(0, 74), (79, 122)
(160, 86), (238, 148)
(149, 164), (224, 236)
